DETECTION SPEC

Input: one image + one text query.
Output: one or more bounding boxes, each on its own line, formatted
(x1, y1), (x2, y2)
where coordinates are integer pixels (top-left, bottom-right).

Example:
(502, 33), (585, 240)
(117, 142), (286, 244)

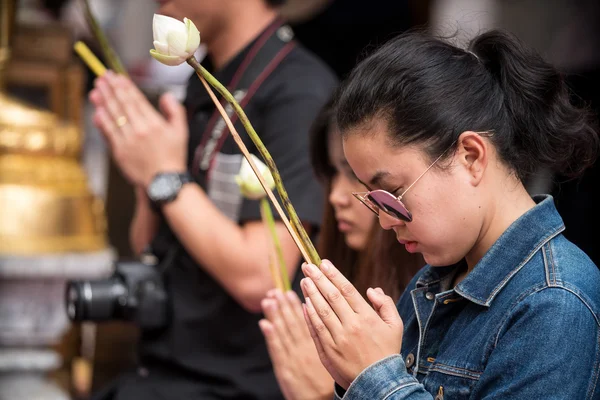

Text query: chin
(344, 234), (367, 252)
(422, 251), (462, 267)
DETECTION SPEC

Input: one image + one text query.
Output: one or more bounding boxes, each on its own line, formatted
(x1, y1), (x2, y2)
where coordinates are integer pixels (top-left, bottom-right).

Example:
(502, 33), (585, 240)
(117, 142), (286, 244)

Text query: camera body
(66, 256), (168, 330)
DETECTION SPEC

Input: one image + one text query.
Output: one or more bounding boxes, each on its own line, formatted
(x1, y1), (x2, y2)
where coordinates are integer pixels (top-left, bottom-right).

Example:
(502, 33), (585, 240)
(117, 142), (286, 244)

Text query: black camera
(65, 255), (169, 330)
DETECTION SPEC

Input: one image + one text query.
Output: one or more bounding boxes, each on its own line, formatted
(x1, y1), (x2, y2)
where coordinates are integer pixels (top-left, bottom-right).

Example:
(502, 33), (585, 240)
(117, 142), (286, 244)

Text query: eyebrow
(358, 170), (390, 190)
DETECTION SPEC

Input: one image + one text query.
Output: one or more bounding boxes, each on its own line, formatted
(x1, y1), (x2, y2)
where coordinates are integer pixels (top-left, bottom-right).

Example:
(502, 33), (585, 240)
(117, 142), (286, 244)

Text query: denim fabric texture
(336, 195), (600, 399)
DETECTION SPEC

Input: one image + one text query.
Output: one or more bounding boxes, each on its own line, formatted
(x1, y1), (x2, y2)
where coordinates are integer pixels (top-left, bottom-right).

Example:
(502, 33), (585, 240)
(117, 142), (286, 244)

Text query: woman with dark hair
(298, 30), (600, 399)
(259, 100), (424, 400)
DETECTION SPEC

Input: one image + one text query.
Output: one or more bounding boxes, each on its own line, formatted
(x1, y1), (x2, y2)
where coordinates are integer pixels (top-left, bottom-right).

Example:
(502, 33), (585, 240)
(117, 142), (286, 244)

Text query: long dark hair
(335, 30), (599, 182)
(310, 99), (424, 300)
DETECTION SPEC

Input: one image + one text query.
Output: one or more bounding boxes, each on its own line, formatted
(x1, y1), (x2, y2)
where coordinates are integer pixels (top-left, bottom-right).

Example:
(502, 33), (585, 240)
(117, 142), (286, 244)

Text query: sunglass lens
(367, 192), (412, 222)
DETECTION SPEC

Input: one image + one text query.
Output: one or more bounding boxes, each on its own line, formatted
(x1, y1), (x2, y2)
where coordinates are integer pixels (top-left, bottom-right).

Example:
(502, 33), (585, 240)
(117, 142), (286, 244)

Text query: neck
(205, 6), (278, 70)
(464, 176), (536, 271)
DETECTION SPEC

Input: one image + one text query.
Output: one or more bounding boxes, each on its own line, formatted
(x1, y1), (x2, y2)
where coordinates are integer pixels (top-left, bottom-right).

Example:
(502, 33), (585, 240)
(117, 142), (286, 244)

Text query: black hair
(265, 0), (286, 7)
(335, 30), (599, 181)
(310, 97), (336, 181)
(308, 98), (425, 299)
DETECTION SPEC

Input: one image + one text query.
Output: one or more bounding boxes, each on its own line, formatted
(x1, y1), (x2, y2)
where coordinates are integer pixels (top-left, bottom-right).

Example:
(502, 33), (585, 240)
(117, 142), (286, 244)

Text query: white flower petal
(167, 30), (189, 57)
(236, 155), (275, 200)
(184, 18), (201, 53)
(153, 40), (169, 55)
(150, 49), (185, 66)
(153, 14), (184, 43)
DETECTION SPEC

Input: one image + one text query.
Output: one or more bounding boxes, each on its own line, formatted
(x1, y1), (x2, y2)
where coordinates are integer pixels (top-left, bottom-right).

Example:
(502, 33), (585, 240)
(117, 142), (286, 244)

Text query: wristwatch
(147, 172), (194, 212)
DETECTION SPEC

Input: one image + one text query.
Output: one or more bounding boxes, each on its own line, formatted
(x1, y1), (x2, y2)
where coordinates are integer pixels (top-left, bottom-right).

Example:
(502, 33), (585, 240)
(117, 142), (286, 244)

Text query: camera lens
(65, 278), (128, 322)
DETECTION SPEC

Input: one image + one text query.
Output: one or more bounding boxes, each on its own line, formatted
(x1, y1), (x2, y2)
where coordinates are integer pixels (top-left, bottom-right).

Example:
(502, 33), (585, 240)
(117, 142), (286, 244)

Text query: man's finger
(103, 73), (150, 135)
(93, 107), (123, 151)
(159, 92), (187, 133)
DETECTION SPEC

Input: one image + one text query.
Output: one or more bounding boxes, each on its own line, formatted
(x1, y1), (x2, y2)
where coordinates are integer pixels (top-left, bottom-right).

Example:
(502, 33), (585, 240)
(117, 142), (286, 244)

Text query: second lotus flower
(236, 154), (276, 200)
(150, 14), (201, 66)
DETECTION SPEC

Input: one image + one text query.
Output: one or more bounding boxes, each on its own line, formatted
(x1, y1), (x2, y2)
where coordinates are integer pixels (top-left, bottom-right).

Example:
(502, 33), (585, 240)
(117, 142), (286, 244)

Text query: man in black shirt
(88, 0), (337, 398)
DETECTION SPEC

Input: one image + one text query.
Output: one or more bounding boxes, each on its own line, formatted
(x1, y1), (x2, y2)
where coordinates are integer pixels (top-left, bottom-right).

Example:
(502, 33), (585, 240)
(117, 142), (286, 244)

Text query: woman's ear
(456, 131), (488, 186)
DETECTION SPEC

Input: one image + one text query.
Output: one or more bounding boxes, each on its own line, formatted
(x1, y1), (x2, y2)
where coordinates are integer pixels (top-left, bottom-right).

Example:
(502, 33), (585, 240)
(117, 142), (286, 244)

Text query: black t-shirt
(114, 22), (337, 400)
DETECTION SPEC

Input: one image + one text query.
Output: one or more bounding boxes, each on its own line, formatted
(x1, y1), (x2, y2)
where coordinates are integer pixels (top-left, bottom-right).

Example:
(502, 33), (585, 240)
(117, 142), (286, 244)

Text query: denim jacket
(336, 195), (600, 399)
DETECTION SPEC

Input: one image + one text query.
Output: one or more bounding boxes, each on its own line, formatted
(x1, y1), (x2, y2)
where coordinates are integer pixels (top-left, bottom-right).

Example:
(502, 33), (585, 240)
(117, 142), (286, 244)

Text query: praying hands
(300, 260), (404, 390)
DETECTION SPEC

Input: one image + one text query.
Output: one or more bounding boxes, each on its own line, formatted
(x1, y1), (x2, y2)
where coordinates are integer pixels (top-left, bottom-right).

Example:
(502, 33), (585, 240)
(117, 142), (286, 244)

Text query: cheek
(355, 206), (376, 232)
(404, 178), (483, 263)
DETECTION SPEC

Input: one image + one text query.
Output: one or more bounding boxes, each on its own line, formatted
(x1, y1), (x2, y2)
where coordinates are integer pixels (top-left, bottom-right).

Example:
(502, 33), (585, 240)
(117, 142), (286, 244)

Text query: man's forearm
(130, 187), (160, 256)
(161, 183), (302, 311)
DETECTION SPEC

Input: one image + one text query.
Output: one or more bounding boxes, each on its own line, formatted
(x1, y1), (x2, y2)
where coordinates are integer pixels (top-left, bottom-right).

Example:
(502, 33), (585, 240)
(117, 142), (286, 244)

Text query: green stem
(81, 0), (128, 76)
(187, 57), (321, 266)
(261, 198), (290, 291)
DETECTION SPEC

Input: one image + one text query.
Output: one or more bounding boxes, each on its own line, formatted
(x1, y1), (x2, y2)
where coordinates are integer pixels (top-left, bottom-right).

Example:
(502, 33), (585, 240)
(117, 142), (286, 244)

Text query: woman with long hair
(259, 100), (424, 400)
(299, 30), (600, 399)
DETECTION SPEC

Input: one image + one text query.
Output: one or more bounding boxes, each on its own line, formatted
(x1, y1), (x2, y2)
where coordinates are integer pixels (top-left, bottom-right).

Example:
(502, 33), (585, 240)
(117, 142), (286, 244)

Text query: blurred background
(0, 0), (598, 398)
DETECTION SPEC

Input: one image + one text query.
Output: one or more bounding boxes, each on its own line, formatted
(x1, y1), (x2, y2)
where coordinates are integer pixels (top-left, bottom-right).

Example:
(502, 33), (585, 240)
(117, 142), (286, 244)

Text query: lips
(337, 219), (353, 232)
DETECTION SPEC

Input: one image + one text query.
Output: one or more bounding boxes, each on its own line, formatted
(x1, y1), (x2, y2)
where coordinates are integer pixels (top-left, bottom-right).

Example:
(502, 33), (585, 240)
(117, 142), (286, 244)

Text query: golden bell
(0, 0), (107, 254)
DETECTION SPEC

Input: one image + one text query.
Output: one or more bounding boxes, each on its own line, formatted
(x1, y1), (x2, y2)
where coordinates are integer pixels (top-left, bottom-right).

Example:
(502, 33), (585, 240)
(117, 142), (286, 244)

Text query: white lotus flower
(150, 14), (200, 66)
(235, 154), (276, 200)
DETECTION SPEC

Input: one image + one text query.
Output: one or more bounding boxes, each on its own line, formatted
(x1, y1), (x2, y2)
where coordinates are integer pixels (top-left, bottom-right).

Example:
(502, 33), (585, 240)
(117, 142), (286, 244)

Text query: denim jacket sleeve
(336, 287), (600, 399)
(472, 287), (600, 399)
(333, 355), (433, 400)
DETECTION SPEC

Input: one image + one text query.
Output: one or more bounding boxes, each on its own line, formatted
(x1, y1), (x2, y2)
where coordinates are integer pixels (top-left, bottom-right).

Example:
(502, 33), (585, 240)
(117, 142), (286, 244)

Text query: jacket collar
(417, 195), (565, 306)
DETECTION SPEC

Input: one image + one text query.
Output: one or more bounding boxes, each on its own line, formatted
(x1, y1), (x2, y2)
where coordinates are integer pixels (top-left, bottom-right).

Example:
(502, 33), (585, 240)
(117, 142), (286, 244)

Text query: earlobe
(458, 131), (488, 185)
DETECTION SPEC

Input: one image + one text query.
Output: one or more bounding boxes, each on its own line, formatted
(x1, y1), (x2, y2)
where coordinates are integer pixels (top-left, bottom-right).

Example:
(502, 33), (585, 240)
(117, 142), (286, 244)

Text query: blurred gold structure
(0, 0), (107, 254)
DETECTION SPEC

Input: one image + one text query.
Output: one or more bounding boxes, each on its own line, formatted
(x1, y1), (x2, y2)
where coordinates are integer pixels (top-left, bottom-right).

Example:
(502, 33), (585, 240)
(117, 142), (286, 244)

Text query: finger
(275, 290), (308, 342)
(95, 76), (134, 136)
(301, 278), (344, 335)
(114, 73), (161, 122)
(93, 107), (122, 151)
(258, 319), (288, 368)
(366, 288), (402, 327)
(103, 72), (150, 134)
(287, 291), (306, 324)
(317, 259), (371, 314)
(302, 262), (361, 323)
(159, 92), (187, 133)
(302, 301), (330, 362)
(262, 298), (293, 353)
(89, 88), (103, 107)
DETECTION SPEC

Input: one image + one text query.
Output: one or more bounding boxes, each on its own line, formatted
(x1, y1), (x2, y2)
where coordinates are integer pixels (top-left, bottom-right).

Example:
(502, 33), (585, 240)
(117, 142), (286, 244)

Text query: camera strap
(190, 18), (297, 181)
(156, 243), (181, 275)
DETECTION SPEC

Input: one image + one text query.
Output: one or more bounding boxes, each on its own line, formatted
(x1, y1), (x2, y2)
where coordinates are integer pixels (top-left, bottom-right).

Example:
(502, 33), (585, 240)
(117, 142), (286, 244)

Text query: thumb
(367, 288), (402, 327)
(160, 92), (186, 132)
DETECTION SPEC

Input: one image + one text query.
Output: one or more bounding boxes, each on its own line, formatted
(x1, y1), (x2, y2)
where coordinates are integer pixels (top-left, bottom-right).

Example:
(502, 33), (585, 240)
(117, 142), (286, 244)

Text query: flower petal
(153, 40), (169, 55)
(167, 30), (189, 58)
(150, 49), (185, 66)
(152, 14), (185, 42)
(184, 18), (201, 53)
(236, 155), (275, 200)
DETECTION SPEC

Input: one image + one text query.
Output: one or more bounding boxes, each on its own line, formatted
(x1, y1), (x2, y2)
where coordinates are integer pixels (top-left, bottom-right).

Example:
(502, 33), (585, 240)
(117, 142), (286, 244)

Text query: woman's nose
(329, 178), (350, 208)
(378, 211), (404, 230)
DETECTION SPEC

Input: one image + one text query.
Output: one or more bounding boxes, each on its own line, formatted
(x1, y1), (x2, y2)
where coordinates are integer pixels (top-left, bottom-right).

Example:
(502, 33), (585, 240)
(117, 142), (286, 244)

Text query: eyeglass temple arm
(399, 140), (458, 199)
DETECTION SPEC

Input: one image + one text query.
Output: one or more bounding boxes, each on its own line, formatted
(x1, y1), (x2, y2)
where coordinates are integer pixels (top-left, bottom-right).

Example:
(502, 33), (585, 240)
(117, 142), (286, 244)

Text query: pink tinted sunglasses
(352, 133), (491, 222)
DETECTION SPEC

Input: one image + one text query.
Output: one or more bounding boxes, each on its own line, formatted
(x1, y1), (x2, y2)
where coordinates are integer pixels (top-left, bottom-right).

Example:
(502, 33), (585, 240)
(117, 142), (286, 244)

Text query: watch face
(148, 174), (182, 202)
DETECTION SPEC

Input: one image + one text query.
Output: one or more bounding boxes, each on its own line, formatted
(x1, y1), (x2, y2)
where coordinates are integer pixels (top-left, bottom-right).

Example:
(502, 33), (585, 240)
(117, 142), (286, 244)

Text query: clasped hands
(89, 71), (188, 188)
(299, 259), (404, 389)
